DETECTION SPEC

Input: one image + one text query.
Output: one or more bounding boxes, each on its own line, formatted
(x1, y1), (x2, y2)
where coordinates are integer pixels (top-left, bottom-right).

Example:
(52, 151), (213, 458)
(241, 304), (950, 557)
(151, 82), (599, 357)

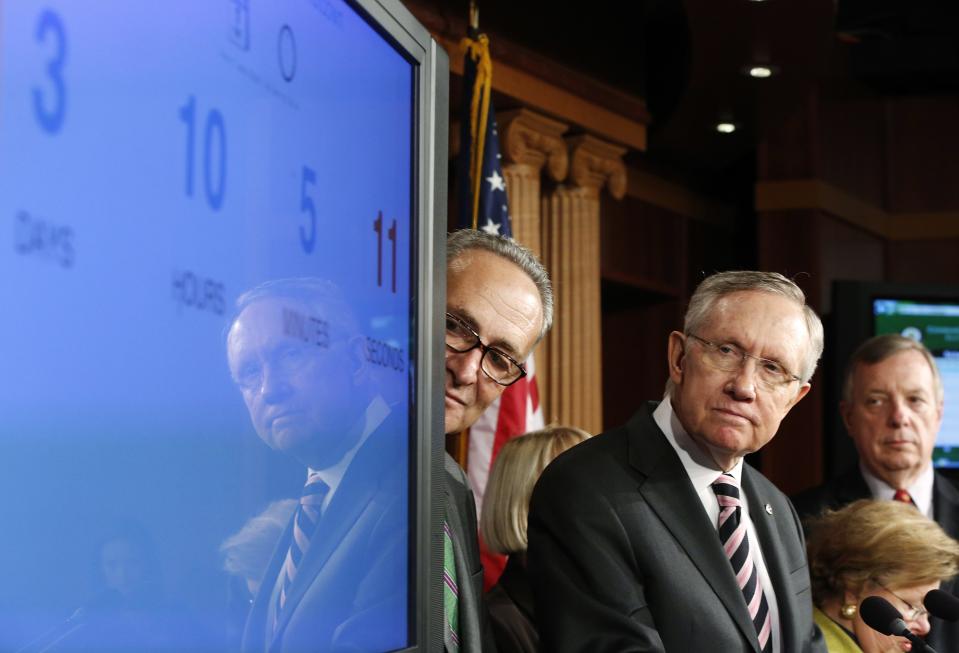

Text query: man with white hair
(529, 271), (826, 652)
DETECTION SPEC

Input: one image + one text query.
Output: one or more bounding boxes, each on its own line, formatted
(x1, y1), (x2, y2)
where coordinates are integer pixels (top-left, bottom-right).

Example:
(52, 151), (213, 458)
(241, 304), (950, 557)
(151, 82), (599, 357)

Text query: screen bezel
(349, 1), (447, 650)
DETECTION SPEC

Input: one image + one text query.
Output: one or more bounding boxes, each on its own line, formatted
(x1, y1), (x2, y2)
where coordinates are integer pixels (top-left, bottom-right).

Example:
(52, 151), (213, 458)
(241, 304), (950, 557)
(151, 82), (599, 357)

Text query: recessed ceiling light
(748, 66), (773, 78)
(716, 122), (736, 134)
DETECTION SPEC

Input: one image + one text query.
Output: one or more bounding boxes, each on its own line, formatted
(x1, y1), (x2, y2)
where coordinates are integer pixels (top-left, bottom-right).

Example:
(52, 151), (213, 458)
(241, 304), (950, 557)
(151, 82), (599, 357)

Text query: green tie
(443, 519), (460, 652)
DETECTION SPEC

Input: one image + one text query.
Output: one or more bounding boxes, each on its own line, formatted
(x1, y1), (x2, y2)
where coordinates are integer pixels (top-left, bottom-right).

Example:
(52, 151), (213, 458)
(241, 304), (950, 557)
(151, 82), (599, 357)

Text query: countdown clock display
(0, 1), (429, 650)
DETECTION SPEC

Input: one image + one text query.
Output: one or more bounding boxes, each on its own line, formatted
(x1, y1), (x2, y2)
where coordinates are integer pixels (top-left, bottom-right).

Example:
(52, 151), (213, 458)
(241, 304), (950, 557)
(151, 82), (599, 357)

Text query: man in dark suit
(229, 279), (408, 652)
(529, 271), (826, 652)
(792, 333), (959, 651)
(443, 228), (553, 653)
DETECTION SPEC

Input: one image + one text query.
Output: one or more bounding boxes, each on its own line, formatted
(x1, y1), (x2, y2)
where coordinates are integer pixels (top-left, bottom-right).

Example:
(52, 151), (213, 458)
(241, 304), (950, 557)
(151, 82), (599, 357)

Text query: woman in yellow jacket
(807, 500), (959, 653)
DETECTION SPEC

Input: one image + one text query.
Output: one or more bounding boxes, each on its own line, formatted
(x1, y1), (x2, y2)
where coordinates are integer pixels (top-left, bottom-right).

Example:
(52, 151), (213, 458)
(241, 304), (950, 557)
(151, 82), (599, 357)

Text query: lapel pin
(764, 503), (773, 515)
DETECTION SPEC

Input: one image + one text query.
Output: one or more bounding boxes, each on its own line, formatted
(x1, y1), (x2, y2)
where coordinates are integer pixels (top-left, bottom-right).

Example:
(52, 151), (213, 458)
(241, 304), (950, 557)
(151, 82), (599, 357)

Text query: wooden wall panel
(601, 296), (682, 429)
(757, 209), (825, 495)
(600, 194), (686, 294)
(817, 95), (886, 209)
(886, 97), (959, 213)
(888, 238), (959, 283)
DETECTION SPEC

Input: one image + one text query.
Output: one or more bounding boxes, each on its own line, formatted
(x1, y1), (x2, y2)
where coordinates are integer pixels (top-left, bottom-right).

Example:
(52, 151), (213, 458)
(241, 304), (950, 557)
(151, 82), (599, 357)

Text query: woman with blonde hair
(480, 425), (591, 653)
(806, 499), (959, 652)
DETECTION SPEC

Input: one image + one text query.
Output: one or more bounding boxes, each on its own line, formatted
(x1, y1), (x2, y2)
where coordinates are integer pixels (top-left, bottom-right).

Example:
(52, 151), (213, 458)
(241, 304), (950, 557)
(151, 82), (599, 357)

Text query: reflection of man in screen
(227, 278), (406, 653)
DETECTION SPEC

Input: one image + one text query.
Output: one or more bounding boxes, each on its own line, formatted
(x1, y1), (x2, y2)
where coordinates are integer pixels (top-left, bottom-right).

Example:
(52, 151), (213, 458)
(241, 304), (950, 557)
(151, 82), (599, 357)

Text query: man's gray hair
(666, 271), (824, 396)
(227, 277), (358, 342)
(447, 229), (553, 341)
(842, 333), (943, 404)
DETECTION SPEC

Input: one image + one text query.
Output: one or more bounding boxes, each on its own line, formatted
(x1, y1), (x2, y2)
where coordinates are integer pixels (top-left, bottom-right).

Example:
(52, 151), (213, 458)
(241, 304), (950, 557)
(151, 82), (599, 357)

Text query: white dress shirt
(860, 460), (934, 519)
(654, 398), (782, 653)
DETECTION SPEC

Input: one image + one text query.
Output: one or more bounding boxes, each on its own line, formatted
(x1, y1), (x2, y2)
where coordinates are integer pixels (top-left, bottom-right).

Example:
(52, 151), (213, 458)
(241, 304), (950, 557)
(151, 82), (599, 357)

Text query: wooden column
(499, 109), (569, 418)
(542, 135), (626, 435)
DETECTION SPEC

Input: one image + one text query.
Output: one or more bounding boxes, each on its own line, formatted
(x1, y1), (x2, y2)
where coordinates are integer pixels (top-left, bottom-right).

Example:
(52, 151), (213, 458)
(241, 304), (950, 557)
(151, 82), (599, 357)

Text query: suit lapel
(241, 514), (295, 653)
(742, 468), (794, 651)
(270, 471), (382, 641)
(270, 405), (402, 645)
(444, 454), (484, 653)
(836, 467), (871, 505)
(628, 406), (760, 652)
(933, 471), (959, 538)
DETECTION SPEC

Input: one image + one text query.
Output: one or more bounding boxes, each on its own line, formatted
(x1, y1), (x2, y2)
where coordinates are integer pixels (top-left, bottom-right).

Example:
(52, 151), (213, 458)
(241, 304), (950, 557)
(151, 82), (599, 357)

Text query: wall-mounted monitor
(0, 1), (447, 651)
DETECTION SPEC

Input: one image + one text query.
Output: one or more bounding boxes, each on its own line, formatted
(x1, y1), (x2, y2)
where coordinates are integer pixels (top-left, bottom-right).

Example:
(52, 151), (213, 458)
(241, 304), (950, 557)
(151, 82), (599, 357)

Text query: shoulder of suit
(542, 419), (629, 475)
(444, 452), (469, 485)
(743, 463), (790, 502)
(934, 470), (959, 503)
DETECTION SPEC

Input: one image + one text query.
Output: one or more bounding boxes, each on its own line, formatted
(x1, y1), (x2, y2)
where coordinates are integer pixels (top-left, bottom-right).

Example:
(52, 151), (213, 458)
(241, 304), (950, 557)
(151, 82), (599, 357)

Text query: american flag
(457, 30), (545, 590)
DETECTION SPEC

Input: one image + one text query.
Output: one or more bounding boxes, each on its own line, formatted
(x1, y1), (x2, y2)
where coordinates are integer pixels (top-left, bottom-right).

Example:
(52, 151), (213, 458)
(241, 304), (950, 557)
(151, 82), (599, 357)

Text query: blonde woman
(806, 499), (959, 653)
(480, 425), (591, 653)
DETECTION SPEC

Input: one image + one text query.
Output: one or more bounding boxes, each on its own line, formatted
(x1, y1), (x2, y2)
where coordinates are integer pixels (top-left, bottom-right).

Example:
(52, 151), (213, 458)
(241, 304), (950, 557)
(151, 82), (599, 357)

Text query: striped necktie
(712, 473), (773, 653)
(273, 471), (328, 635)
(443, 519), (460, 652)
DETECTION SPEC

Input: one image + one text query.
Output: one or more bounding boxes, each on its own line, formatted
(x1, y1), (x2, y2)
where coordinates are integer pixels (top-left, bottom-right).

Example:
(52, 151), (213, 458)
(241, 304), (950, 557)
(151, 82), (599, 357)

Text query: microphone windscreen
(861, 596), (905, 636)
(925, 589), (959, 622)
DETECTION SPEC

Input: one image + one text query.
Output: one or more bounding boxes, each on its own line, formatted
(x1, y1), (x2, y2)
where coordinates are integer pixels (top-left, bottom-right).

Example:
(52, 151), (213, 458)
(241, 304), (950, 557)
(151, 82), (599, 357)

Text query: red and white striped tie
(273, 471), (328, 635)
(712, 473), (773, 653)
(893, 488), (914, 505)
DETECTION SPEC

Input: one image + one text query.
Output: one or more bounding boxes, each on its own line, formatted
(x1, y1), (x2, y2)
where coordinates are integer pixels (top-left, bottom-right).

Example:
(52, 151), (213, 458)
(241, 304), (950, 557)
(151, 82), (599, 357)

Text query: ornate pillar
(498, 109), (568, 418)
(541, 135), (626, 434)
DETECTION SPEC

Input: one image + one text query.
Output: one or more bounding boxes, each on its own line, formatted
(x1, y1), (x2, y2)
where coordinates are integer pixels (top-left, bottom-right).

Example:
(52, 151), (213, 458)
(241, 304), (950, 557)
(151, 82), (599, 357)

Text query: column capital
(499, 108), (569, 182)
(568, 134), (627, 200)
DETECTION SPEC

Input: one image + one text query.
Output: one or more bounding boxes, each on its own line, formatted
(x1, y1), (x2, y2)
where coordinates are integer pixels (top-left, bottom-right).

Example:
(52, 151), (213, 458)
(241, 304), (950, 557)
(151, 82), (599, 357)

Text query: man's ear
(667, 331), (686, 385)
(786, 382), (811, 411)
(349, 335), (369, 384)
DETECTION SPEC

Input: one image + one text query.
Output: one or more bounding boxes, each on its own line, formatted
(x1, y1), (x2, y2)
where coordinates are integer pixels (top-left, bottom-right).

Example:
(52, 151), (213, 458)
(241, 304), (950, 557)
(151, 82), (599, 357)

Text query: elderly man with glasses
(442, 228), (553, 653)
(528, 271), (826, 653)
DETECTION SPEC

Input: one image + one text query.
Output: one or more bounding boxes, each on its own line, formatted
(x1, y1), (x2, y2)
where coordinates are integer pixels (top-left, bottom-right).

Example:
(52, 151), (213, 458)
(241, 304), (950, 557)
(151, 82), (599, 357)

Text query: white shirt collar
(652, 399), (782, 652)
(308, 395), (390, 511)
(860, 460), (935, 518)
(653, 398), (745, 497)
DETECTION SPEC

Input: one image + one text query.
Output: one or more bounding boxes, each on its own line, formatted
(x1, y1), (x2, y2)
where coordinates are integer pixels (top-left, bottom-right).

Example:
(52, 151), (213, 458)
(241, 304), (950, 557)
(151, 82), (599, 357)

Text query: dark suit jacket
(792, 465), (959, 652)
(445, 453), (497, 653)
(242, 409), (407, 653)
(485, 554), (538, 653)
(527, 402), (825, 653)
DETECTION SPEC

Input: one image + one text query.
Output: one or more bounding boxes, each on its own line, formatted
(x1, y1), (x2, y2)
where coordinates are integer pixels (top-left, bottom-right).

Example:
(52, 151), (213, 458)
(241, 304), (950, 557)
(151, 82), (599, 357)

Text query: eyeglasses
(445, 312), (527, 386)
(876, 582), (930, 623)
(687, 334), (801, 390)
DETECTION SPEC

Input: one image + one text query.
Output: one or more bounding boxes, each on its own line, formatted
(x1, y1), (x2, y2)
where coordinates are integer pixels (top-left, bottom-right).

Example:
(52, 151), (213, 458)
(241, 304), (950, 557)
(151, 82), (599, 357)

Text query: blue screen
(0, 1), (414, 650)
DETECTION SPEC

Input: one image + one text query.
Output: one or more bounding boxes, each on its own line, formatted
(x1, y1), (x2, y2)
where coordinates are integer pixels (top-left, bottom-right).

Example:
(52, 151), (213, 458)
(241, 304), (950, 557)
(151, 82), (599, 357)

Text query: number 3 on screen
(32, 10), (67, 134)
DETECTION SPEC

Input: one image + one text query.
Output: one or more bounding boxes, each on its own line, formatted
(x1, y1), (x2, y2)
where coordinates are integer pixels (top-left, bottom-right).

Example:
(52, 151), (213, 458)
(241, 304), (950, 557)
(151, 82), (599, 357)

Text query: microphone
(860, 596), (936, 653)
(925, 589), (959, 622)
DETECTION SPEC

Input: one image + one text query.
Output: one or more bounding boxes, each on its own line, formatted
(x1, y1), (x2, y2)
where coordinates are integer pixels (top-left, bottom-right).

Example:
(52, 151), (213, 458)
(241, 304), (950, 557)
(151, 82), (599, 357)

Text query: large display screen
(0, 1), (422, 650)
(874, 299), (959, 467)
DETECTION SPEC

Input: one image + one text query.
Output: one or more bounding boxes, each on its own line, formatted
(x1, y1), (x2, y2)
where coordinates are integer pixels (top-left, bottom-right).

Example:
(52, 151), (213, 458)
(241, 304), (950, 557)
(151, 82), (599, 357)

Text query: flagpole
(469, 0), (479, 37)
